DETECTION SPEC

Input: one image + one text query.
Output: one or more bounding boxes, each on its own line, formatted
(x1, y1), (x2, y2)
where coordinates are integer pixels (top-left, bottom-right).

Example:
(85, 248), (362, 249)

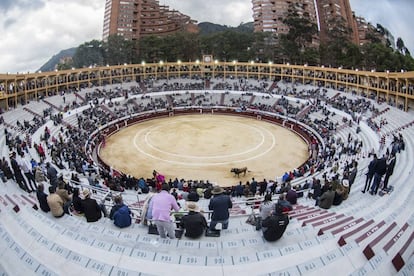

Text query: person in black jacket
(370, 155), (387, 195)
(208, 186), (232, 230)
(180, 202), (207, 238)
(36, 183), (50, 212)
(383, 154), (396, 190)
(363, 154), (377, 193)
(71, 188), (83, 214)
(10, 152), (30, 192)
(81, 189), (106, 222)
(261, 203), (289, 242)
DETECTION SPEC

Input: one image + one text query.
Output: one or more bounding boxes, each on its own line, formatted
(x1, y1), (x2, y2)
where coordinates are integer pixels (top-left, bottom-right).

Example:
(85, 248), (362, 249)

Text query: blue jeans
(209, 219), (229, 230)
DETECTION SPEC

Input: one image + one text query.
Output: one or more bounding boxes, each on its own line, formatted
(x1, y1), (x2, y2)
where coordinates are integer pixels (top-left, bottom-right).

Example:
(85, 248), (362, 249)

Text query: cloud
(3, 18), (16, 29)
(0, 0), (105, 73)
(350, 0), (414, 53)
(0, 0), (45, 14)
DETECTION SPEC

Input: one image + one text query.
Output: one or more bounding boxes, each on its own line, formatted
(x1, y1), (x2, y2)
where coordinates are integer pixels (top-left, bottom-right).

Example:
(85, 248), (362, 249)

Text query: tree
(319, 17), (354, 67)
(72, 40), (104, 68)
(396, 37), (411, 56)
(279, 8), (318, 64)
(103, 35), (137, 65)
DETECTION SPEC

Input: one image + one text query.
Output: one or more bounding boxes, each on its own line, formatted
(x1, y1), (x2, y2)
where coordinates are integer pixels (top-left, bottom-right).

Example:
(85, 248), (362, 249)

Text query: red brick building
(102, 0), (198, 41)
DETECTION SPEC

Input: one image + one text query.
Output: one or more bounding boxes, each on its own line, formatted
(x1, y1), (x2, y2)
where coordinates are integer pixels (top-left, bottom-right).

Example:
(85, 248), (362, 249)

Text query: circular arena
(99, 113), (309, 186)
(0, 62), (414, 276)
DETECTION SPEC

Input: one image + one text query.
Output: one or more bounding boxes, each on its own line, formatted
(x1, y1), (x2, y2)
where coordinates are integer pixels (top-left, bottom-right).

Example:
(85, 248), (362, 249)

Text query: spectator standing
(370, 155), (387, 195)
(10, 152), (30, 192)
(235, 181), (244, 197)
(208, 186), (233, 230)
(18, 152), (37, 191)
(46, 162), (58, 188)
(259, 179), (267, 196)
(362, 154), (377, 193)
(150, 184), (180, 239)
(36, 183), (50, 213)
(250, 178), (257, 195)
(383, 154), (396, 190)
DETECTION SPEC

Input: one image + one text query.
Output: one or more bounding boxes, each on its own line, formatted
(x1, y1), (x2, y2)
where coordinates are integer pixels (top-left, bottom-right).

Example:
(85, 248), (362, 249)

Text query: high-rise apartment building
(252, 0), (318, 35)
(102, 0), (198, 41)
(252, 0), (359, 46)
(315, 0), (359, 44)
(355, 17), (395, 49)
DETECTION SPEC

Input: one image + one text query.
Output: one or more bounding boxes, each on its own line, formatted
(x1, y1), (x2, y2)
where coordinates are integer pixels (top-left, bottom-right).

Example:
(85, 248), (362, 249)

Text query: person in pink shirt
(150, 183), (180, 239)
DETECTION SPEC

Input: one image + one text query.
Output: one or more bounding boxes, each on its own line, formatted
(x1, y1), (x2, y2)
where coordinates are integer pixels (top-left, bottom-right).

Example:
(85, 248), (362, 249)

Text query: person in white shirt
(18, 152), (37, 191)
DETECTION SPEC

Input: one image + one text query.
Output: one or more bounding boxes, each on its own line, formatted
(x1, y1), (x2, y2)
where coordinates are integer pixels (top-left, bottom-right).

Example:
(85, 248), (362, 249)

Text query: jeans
(209, 219), (229, 230)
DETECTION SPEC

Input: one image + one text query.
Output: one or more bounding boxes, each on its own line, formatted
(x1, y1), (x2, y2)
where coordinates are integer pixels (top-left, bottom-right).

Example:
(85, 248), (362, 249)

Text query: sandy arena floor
(99, 114), (308, 187)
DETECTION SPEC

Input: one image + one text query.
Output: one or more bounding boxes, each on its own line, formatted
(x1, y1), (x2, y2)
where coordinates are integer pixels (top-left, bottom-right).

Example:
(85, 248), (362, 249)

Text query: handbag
(205, 228), (220, 237)
(148, 222), (159, 235)
(245, 213), (257, 226)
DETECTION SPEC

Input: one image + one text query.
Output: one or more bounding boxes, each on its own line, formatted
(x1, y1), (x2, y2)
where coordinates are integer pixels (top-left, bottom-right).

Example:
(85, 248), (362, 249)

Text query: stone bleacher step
(42, 99), (62, 112)
(392, 229), (414, 272)
(74, 92), (86, 102)
(23, 107), (42, 118)
(337, 219), (375, 246)
(317, 216), (355, 236)
(362, 221), (397, 260)
(15, 204), (337, 273)
(301, 211), (337, 226)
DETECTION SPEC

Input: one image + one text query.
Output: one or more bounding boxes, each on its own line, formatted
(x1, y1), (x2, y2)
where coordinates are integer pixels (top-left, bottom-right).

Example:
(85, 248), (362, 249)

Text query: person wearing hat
(180, 202), (207, 238)
(261, 203), (290, 242)
(81, 189), (106, 222)
(208, 186), (233, 230)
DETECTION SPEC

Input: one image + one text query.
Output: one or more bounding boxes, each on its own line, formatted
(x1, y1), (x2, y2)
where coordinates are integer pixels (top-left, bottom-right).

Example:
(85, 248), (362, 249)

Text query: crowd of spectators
(0, 76), (409, 243)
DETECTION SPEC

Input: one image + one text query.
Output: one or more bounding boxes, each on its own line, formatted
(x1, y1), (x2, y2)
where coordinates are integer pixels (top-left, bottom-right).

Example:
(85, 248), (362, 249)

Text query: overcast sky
(0, 0), (412, 73)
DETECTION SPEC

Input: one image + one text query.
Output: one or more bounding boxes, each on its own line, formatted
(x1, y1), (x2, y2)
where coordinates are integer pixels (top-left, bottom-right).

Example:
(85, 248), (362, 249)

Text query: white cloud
(0, 0), (412, 73)
(0, 0), (105, 73)
(350, 0), (414, 53)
